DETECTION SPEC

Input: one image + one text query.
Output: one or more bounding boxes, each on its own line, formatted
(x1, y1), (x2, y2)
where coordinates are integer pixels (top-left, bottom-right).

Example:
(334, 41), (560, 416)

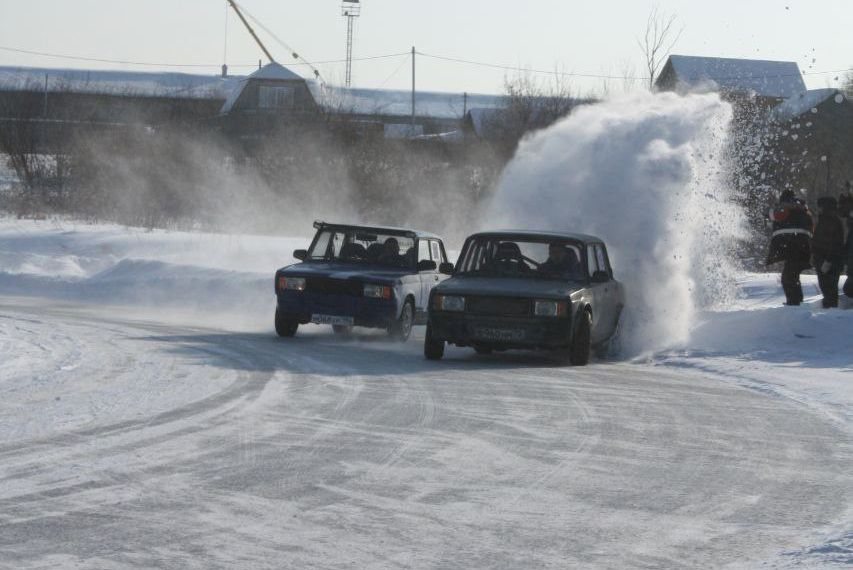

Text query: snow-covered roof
(308, 83), (504, 120)
(0, 66), (239, 99)
(246, 62), (303, 82)
(1, 63), (504, 122)
(660, 55), (806, 99)
(772, 89), (848, 122)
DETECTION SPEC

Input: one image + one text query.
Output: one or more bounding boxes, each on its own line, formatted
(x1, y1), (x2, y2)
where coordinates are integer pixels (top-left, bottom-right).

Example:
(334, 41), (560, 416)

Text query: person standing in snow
(766, 189), (814, 306)
(811, 196), (845, 308)
(844, 207), (853, 300)
(838, 181), (852, 220)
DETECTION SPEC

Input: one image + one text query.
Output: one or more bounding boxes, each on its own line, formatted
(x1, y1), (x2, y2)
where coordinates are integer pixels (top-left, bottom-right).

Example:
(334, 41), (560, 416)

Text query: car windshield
(307, 228), (416, 269)
(455, 236), (585, 280)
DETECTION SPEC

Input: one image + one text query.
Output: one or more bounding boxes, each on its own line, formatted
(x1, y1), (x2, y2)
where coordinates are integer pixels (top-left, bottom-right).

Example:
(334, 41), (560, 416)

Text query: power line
(415, 50), (853, 81)
(1, 43), (849, 83)
(0, 45), (409, 71)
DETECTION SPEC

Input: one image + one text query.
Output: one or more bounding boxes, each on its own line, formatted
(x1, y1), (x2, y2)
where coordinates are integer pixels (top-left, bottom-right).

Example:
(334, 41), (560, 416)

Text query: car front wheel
(424, 322), (445, 360)
(568, 310), (591, 366)
(275, 308), (298, 337)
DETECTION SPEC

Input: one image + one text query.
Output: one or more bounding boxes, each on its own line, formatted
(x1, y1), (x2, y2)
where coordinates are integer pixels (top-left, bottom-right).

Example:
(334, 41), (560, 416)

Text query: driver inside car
(489, 241), (530, 274)
(377, 237), (403, 266)
(539, 243), (581, 277)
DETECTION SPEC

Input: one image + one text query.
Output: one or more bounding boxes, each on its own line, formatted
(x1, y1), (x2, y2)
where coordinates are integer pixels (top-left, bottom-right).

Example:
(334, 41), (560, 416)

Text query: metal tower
(341, 1), (361, 87)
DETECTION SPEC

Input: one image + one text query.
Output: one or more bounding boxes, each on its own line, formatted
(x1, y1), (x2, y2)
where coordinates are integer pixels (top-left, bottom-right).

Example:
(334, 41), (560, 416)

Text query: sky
(0, 0), (850, 96)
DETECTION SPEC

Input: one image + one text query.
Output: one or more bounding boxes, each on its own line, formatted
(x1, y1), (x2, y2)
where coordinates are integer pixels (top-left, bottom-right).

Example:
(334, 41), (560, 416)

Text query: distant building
(0, 63), (506, 147)
(770, 89), (853, 197)
(655, 54), (806, 108)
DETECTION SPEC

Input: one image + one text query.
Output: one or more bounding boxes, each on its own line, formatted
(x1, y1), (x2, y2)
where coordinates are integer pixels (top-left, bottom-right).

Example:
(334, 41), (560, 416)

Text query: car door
(593, 244), (618, 336)
(585, 244), (608, 344)
(415, 239), (434, 320)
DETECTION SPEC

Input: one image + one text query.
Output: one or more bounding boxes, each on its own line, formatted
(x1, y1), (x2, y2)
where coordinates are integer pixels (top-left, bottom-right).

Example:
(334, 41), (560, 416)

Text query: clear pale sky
(0, 0), (850, 95)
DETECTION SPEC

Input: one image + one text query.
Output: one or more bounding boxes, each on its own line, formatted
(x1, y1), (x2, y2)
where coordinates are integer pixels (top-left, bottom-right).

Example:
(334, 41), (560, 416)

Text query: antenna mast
(341, 1), (361, 87)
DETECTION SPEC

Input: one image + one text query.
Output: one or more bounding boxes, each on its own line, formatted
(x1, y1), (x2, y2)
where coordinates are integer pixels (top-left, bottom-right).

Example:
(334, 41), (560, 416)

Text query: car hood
(434, 276), (585, 298)
(278, 262), (413, 282)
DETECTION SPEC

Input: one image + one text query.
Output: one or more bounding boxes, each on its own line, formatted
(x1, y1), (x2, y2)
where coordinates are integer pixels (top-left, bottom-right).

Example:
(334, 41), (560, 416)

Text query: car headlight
(534, 300), (567, 317)
(433, 295), (465, 312)
(278, 276), (306, 292)
(364, 284), (392, 299)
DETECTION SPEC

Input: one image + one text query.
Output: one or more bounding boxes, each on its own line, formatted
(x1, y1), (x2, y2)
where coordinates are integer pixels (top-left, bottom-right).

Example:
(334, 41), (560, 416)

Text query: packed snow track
(0, 297), (850, 569)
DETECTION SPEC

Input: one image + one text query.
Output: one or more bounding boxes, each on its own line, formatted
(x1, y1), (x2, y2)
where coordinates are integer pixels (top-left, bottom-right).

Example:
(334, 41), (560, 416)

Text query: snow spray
(486, 91), (744, 354)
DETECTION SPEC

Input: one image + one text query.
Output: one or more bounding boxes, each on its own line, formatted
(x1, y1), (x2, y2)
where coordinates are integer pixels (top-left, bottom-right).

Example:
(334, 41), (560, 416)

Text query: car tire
(332, 325), (353, 335)
(474, 345), (493, 355)
(568, 310), (591, 366)
(389, 299), (415, 342)
(275, 308), (298, 338)
(424, 322), (445, 360)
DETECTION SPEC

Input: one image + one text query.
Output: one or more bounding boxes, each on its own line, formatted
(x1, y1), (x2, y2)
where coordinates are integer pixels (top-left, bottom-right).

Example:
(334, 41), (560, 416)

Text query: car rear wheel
(474, 345), (493, 355)
(275, 308), (298, 338)
(568, 310), (591, 366)
(332, 325), (353, 335)
(389, 299), (414, 342)
(424, 322), (445, 360)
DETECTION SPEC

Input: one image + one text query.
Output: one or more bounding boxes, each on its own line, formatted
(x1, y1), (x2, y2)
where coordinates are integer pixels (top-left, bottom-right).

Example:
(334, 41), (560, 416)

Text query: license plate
(311, 314), (354, 326)
(473, 327), (526, 342)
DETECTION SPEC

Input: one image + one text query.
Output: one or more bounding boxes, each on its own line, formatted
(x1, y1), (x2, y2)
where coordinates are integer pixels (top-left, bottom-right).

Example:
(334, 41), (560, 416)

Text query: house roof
(772, 88), (847, 122)
(0, 65), (237, 99)
(658, 55), (806, 99)
(309, 83), (505, 120)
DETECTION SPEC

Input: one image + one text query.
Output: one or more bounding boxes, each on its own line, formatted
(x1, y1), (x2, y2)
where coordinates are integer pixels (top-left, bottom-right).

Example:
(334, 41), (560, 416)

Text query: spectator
(839, 181), (853, 220)
(811, 196), (845, 308)
(766, 189), (813, 306)
(844, 208), (853, 301)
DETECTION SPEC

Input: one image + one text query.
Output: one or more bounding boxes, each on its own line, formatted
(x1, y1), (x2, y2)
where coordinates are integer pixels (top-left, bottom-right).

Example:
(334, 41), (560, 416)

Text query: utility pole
(341, 1), (361, 87)
(43, 73), (49, 118)
(411, 46), (416, 132)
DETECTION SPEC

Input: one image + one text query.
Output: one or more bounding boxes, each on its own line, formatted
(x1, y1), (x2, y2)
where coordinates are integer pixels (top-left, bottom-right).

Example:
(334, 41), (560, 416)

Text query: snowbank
(0, 218), (308, 327)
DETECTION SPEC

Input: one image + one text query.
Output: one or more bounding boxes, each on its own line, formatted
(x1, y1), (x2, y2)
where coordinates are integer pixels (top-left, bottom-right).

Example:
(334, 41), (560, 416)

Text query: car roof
(314, 221), (442, 240)
(467, 229), (605, 244)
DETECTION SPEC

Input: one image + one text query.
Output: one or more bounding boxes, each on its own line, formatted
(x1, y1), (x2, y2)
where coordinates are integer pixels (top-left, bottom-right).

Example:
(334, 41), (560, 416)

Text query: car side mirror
(293, 249), (307, 261)
(418, 260), (437, 271)
(591, 270), (610, 283)
(439, 262), (455, 275)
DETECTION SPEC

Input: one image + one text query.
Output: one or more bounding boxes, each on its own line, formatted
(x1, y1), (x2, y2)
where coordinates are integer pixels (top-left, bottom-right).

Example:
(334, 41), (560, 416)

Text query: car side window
(587, 245), (599, 277)
(594, 245), (609, 278)
(418, 240), (431, 265)
(430, 240), (445, 264)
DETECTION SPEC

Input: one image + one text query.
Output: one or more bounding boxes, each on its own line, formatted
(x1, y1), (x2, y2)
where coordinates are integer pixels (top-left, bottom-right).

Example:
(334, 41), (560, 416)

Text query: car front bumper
(428, 312), (572, 349)
(277, 291), (397, 328)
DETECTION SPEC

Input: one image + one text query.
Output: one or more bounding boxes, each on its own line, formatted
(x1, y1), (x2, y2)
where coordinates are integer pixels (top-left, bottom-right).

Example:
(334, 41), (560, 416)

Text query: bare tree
(637, 6), (683, 90)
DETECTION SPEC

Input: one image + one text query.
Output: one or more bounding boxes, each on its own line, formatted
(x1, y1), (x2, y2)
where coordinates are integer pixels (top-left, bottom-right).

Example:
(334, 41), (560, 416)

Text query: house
(655, 54), (806, 109)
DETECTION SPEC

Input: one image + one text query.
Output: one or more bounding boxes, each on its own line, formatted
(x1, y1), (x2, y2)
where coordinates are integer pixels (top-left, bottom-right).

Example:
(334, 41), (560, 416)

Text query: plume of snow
(487, 90), (743, 354)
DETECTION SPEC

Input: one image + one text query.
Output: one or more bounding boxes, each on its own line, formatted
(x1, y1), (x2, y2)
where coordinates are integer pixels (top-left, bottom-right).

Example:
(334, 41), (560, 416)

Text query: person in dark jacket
(843, 209), (853, 300)
(811, 196), (845, 308)
(839, 182), (852, 220)
(766, 190), (814, 306)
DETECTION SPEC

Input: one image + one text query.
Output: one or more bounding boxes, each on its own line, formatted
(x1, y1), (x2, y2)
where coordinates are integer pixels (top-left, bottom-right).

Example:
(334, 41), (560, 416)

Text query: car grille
(466, 296), (530, 316)
(305, 277), (363, 296)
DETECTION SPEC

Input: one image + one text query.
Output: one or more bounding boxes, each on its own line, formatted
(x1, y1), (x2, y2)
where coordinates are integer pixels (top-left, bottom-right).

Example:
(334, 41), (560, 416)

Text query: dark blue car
(274, 221), (452, 341)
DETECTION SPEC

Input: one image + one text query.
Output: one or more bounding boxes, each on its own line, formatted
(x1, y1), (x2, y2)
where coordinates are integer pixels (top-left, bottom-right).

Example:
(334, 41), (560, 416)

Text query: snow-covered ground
(0, 217), (850, 568)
